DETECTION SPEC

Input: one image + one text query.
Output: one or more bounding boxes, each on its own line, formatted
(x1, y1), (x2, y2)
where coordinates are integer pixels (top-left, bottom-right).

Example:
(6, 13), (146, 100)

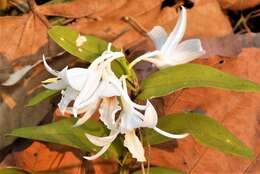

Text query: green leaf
(138, 63), (260, 99)
(0, 167), (67, 174)
(27, 89), (59, 106)
(132, 167), (185, 174)
(46, 0), (72, 5)
(48, 26), (138, 89)
(48, 26), (108, 62)
(145, 113), (253, 159)
(9, 118), (123, 160)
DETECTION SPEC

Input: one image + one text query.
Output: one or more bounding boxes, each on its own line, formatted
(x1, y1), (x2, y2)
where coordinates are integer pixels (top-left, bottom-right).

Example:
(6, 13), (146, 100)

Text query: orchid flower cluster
(42, 7), (204, 162)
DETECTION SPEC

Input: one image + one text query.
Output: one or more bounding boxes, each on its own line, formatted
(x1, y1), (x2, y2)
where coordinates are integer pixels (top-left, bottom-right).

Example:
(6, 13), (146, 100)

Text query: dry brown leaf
(37, 0), (126, 18)
(71, 0), (232, 49)
(148, 48), (260, 173)
(0, 13), (49, 62)
(218, 0), (260, 10)
(7, 141), (85, 173)
(1, 141), (118, 174)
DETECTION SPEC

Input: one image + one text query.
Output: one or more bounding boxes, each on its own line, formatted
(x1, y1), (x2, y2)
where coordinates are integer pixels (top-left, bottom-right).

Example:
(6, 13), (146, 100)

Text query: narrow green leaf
(48, 26), (108, 62)
(0, 167), (67, 174)
(145, 113), (253, 159)
(9, 118), (122, 160)
(138, 63), (260, 99)
(0, 168), (27, 174)
(46, 0), (72, 5)
(132, 167), (185, 174)
(48, 26), (138, 89)
(27, 89), (59, 106)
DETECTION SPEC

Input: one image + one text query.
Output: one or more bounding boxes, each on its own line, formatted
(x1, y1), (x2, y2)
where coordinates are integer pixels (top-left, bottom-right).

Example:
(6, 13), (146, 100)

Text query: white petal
(147, 26), (168, 50)
(161, 7), (186, 53)
(168, 39), (205, 65)
(153, 127), (189, 139)
(83, 144), (110, 160)
(119, 109), (143, 133)
(1, 65), (32, 86)
(96, 80), (121, 98)
(58, 87), (78, 114)
(65, 105), (89, 115)
(99, 97), (121, 129)
(73, 99), (100, 127)
(66, 68), (89, 91)
(42, 55), (59, 76)
(73, 111), (94, 126)
(73, 68), (102, 110)
(128, 50), (161, 69)
(85, 130), (119, 147)
(124, 130), (146, 162)
(42, 79), (67, 90)
(141, 101), (158, 128)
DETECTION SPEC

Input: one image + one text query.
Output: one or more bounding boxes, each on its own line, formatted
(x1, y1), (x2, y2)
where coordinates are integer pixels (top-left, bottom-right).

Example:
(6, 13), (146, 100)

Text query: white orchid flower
(42, 55), (88, 114)
(71, 43), (124, 126)
(129, 7), (205, 69)
(84, 76), (188, 162)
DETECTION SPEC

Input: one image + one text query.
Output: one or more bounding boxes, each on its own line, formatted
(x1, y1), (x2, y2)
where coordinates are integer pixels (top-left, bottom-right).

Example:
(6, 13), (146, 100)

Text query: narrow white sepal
(141, 101), (158, 128)
(83, 144), (110, 160)
(124, 130), (146, 162)
(161, 6), (187, 53)
(73, 99), (100, 127)
(42, 55), (59, 76)
(85, 131), (119, 147)
(153, 127), (189, 139)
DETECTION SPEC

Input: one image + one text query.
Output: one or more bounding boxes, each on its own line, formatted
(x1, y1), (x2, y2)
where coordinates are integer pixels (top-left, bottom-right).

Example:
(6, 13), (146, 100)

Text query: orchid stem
(141, 162), (146, 174)
(120, 167), (130, 174)
(120, 152), (131, 174)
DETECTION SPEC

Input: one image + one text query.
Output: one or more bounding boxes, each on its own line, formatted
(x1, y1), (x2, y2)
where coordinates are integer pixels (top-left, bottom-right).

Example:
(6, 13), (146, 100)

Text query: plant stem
(120, 167), (130, 174)
(120, 152), (132, 174)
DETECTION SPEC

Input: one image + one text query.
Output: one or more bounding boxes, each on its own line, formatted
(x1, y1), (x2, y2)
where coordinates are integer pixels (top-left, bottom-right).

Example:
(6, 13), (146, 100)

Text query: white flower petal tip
(76, 34), (87, 47)
(124, 131), (146, 162)
(42, 55), (58, 76)
(141, 101), (158, 128)
(147, 26), (168, 50)
(73, 100), (100, 127)
(154, 127), (189, 139)
(72, 115), (91, 127)
(161, 6), (187, 53)
(85, 132), (118, 147)
(1, 65), (32, 86)
(83, 144), (110, 160)
(168, 39), (206, 65)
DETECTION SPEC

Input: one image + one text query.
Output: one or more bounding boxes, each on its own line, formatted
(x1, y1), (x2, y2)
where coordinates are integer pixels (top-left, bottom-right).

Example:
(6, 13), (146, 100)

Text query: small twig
(122, 16), (148, 36)
(9, 0), (29, 13)
(28, 0), (51, 28)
